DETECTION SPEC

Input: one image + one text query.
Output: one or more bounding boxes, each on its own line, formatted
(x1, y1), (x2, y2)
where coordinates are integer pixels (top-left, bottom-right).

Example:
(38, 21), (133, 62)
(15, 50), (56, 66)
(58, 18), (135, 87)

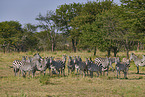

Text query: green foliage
(0, 21), (23, 52)
(39, 75), (50, 85)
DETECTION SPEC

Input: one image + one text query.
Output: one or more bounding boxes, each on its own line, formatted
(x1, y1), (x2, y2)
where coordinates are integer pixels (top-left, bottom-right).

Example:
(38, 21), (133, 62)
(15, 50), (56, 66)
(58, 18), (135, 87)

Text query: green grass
(0, 51), (145, 97)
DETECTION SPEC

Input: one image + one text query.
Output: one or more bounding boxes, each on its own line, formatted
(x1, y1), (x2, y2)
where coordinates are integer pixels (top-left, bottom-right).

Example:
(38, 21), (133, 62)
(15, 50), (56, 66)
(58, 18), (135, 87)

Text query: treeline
(0, 0), (145, 58)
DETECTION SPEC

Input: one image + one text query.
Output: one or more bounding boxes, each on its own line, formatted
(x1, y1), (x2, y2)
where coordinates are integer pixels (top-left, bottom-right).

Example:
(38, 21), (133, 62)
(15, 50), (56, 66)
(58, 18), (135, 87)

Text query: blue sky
(0, 0), (121, 26)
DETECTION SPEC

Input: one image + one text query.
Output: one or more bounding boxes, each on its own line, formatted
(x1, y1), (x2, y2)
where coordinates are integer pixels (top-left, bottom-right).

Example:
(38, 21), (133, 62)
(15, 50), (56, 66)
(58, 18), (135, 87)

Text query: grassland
(0, 51), (145, 97)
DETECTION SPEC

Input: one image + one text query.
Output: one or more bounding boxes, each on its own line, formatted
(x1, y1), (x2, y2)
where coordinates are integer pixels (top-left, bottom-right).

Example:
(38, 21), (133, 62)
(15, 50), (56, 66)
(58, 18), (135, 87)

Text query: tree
(0, 21), (23, 53)
(22, 23), (38, 51)
(70, 0), (116, 55)
(120, 0), (145, 57)
(36, 10), (58, 52)
(55, 2), (82, 52)
(121, 0), (145, 50)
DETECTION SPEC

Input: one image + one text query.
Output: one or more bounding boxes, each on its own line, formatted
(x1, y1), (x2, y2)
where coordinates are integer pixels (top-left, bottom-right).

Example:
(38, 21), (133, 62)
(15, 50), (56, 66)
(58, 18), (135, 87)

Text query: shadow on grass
(130, 72), (145, 75)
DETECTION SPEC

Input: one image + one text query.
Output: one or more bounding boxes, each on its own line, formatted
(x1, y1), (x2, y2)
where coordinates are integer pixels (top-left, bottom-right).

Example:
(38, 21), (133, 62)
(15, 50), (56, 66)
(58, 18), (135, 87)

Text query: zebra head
(50, 57), (54, 65)
(126, 59), (130, 67)
(33, 53), (42, 61)
(22, 56), (26, 62)
(130, 53), (134, 61)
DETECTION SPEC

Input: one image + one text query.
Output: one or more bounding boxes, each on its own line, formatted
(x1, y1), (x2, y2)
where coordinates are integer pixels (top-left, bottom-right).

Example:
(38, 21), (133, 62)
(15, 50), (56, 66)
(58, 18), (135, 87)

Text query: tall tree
(22, 23), (38, 51)
(0, 21), (23, 53)
(55, 2), (82, 52)
(36, 10), (58, 52)
(70, 0), (116, 55)
(121, 0), (145, 51)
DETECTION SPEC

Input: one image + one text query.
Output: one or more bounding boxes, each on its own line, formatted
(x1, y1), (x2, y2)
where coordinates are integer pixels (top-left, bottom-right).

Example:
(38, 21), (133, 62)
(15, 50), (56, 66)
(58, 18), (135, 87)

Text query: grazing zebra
(142, 55), (145, 62)
(12, 56), (26, 76)
(130, 53), (145, 74)
(67, 56), (75, 74)
(49, 57), (62, 75)
(109, 57), (120, 71)
(95, 57), (110, 76)
(77, 56), (82, 62)
(74, 57), (88, 77)
(36, 57), (48, 75)
(86, 58), (102, 78)
(20, 55), (39, 78)
(115, 58), (130, 79)
(60, 55), (67, 75)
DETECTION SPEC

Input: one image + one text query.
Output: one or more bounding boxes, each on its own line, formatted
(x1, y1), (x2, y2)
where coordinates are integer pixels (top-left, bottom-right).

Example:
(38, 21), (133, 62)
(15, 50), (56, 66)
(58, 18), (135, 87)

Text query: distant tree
(0, 21), (23, 53)
(22, 23), (38, 51)
(55, 2), (82, 52)
(120, 0), (145, 57)
(70, 0), (116, 55)
(36, 10), (58, 52)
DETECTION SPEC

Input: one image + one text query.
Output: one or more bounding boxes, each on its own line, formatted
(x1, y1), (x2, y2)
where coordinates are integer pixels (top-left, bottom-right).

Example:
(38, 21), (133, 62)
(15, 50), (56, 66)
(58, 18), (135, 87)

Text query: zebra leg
(19, 69), (21, 77)
(14, 68), (16, 76)
(119, 70), (120, 78)
(107, 69), (108, 76)
(123, 70), (127, 79)
(68, 69), (70, 75)
(44, 70), (46, 76)
(110, 64), (114, 72)
(137, 65), (139, 74)
(103, 71), (105, 76)
(83, 71), (85, 78)
(90, 71), (93, 78)
(116, 70), (118, 78)
(97, 71), (99, 77)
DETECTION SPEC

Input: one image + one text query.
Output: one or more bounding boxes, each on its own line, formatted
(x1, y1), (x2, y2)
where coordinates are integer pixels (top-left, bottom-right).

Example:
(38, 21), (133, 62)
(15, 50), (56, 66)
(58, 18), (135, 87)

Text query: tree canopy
(0, 0), (144, 57)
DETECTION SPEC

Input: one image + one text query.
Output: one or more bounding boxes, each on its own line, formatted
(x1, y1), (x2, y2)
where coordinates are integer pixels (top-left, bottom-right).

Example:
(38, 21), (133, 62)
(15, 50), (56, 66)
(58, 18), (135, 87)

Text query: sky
(0, 0), (121, 27)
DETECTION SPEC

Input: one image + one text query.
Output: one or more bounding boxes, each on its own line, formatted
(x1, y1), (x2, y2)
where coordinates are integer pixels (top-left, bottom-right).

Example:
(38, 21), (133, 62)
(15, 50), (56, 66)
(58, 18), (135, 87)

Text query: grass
(0, 51), (145, 97)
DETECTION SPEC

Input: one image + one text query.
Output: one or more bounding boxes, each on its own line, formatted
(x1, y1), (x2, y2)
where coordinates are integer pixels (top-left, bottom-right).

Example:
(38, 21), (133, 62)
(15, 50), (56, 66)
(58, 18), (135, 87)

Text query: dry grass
(0, 51), (145, 97)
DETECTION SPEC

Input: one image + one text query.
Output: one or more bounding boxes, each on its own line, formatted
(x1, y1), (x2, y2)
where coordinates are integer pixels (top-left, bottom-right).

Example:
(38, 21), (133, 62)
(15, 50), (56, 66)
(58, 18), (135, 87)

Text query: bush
(39, 75), (50, 85)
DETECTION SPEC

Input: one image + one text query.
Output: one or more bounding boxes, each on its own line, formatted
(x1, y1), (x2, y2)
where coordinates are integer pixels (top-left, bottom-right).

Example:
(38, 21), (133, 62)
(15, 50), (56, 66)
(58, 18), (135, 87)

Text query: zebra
(95, 57), (110, 76)
(20, 53), (43, 77)
(115, 58), (130, 79)
(12, 56), (26, 76)
(130, 53), (145, 74)
(73, 57), (88, 77)
(142, 55), (145, 62)
(49, 57), (62, 75)
(73, 56), (84, 74)
(35, 57), (48, 76)
(60, 55), (67, 75)
(109, 57), (120, 71)
(86, 58), (102, 78)
(67, 56), (75, 74)
(20, 59), (37, 78)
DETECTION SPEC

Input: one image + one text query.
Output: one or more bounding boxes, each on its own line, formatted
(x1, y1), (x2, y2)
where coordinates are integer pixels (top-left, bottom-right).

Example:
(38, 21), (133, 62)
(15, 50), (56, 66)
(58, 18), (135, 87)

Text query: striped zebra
(115, 58), (130, 79)
(12, 56), (26, 76)
(142, 55), (145, 62)
(49, 57), (62, 75)
(95, 57), (110, 76)
(60, 55), (67, 75)
(67, 56), (75, 74)
(130, 53), (145, 74)
(109, 57), (120, 71)
(86, 58), (102, 78)
(73, 57), (88, 77)
(20, 53), (43, 77)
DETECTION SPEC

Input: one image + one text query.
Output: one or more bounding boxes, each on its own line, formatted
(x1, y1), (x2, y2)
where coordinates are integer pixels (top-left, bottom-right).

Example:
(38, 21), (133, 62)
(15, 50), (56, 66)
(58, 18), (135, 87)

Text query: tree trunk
(51, 42), (55, 52)
(94, 46), (96, 56)
(107, 47), (111, 57)
(2, 45), (5, 53)
(72, 38), (76, 52)
(113, 47), (117, 57)
(137, 41), (140, 51)
(125, 38), (129, 59)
